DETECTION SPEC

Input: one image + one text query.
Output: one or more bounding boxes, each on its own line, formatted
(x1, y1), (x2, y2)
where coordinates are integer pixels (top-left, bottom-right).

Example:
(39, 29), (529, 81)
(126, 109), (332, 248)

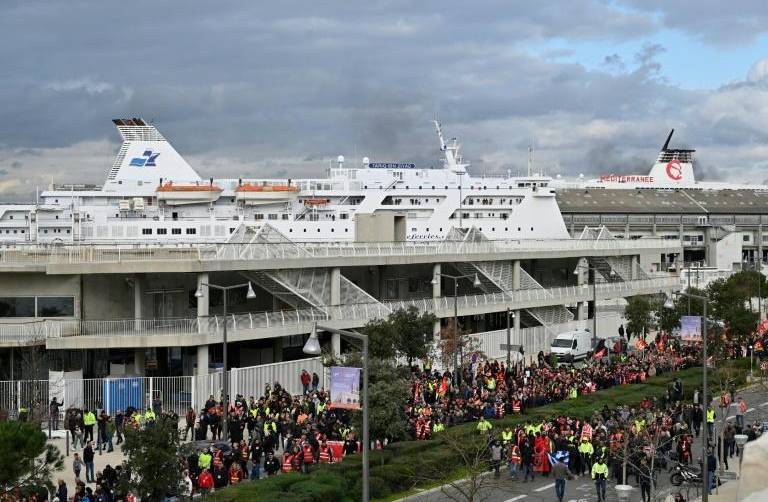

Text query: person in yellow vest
(198, 448), (212, 470)
(83, 410), (96, 442)
(591, 456), (609, 502)
(501, 427), (514, 446)
(578, 438), (594, 475)
(476, 416), (493, 435)
(144, 408), (156, 428)
(706, 406), (716, 438)
(432, 421), (445, 433)
(633, 417), (646, 434)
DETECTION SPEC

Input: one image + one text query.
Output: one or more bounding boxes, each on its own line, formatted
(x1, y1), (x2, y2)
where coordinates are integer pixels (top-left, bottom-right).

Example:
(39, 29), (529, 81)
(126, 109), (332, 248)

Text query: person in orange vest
(238, 441), (249, 476)
(511, 398), (522, 414)
(302, 440), (315, 473)
(507, 442), (521, 480)
(415, 417), (427, 440)
(282, 450), (294, 473)
(290, 445), (304, 473)
(228, 462), (244, 485)
(318, 440), (334, 464)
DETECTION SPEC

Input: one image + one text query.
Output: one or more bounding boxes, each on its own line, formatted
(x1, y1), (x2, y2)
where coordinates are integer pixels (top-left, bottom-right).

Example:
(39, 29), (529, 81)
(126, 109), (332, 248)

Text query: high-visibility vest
(477, 421), (492, 433)
(83, 412), (96, 426)
(509, 445), (521, 464)
(282, 454), (293, 472)
(495, 403), (505, 418)
(706, 409), (715, 423)
(198, 453), (212, 470)
(319, 446), (332, 463)
(433, 422), (445, 432)
(263, 421), (276, 435)
(303, 444), (314, 464)
(502, 431), (514, 445)
(229, 469), (242, 485)
(145, 410), (155, 422)
(512, 400), (522, 413)
(591, 462), (608, 480)
(578, 441), (593, 455)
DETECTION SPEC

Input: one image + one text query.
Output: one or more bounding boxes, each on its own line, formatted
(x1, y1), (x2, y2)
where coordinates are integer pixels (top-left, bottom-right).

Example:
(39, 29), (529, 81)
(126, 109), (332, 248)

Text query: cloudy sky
(3, 1), (768, 200)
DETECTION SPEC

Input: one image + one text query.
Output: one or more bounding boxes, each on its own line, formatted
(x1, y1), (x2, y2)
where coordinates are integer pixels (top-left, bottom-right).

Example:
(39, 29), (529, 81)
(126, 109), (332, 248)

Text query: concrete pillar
(196, 272), (209, 334)
(133, 274), (143, 330)
(630, 255), (638, 281)
(624, 222), (630, 240)
(513, 309), (521, 345)
(272, 338), (283, 363)
(330, 267), (341, 320)
(196, 345), (209, 376)
(512, 260), (521, 290)
(576, 257), (588, 321)
(759, 224), (764, 265)
(134, 349), (146, 376)
(432, 263), (441, 336)
(331, 333), (341, 359)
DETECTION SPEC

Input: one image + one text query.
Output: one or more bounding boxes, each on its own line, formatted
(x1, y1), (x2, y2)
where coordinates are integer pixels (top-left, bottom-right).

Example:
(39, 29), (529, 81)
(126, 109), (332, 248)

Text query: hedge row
(210, 362), (748, 502)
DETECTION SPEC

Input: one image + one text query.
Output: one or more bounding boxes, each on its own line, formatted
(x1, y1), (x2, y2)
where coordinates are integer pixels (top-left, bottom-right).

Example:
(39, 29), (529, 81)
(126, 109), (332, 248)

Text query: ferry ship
(0, 119), (570, 244)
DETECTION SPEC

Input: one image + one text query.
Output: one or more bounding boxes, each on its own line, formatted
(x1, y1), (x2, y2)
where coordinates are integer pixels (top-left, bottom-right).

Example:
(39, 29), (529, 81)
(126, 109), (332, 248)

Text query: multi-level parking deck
(0, 235), (682, 379)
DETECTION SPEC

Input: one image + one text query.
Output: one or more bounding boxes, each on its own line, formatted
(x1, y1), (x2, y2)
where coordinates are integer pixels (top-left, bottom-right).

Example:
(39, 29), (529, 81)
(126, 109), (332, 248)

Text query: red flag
(635, 339), (648, 350)
(592, 348), (607, 360)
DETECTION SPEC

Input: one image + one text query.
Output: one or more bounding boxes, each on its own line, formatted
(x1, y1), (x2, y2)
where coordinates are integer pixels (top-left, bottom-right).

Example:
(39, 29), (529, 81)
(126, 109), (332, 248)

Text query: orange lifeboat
(155, 182), (222, 205)
(235, 183), (299, 205)
(303, 198), (330, 206)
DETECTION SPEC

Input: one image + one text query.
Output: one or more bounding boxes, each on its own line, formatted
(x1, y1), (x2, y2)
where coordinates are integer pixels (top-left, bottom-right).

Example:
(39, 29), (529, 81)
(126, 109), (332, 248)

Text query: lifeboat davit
(235, 184), (299, 205)
(156, 182), (222, 205)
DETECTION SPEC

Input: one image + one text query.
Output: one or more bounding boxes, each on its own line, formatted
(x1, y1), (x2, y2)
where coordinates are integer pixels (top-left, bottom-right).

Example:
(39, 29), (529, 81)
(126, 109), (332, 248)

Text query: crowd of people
(24, 329), (763, 501)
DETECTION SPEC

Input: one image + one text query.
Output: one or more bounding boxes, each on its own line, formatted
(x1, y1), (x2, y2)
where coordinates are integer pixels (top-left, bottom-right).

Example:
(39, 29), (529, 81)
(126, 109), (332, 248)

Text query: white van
(550, 329), (594, 363)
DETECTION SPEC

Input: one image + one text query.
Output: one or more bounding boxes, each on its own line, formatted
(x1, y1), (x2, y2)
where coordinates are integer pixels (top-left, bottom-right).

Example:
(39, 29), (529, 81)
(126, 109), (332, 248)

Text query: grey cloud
(619, 0), (768, 46)
(0, 1), (766, 200)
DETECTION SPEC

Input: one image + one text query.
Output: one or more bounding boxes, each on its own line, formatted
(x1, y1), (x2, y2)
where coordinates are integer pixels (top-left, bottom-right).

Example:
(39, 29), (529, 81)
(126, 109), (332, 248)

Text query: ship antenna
(661, 129), (674, 151)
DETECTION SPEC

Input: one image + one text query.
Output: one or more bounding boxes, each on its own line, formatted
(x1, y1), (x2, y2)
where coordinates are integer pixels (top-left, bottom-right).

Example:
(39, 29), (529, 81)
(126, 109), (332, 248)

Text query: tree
(361, 316), (398, 361)
(390, 306), (437, 366)
(361, 307), (437, 365)
(624, 295), (655, 339)
(412, 428), (512, 502)
(350, 361), (411, 442)
(0, 422), (63, 497)
(120, 418), (183, 502)
(437, 319), (483, 371)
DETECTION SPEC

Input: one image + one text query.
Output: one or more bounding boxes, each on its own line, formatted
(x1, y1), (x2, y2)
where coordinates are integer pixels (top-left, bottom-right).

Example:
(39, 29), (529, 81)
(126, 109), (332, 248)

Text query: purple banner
(330, 366), (361, 410)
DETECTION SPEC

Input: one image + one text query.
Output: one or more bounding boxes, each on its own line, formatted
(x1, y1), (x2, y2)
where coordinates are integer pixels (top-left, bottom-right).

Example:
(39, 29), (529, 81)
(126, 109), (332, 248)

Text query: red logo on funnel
(666, 160), (683, 181)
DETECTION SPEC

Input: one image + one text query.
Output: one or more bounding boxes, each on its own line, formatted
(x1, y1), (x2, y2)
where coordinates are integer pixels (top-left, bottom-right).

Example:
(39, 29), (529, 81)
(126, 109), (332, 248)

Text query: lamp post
(573, 263), (616, 350)
(432, 272), (482, 383)
(195, 280), (257, 440)
(734, 434), (748, 479)
(743, 259), (763, 322)
(666, 290), (709, 502)
(506, 308), (516, 366)
(303, 323), (370, 502)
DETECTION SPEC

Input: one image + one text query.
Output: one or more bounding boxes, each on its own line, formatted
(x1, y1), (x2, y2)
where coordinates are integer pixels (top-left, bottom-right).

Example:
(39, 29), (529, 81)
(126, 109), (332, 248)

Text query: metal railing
(0, 358), (326, 418)
(0, 237), (680, 265)
(23, 276), (678, 340)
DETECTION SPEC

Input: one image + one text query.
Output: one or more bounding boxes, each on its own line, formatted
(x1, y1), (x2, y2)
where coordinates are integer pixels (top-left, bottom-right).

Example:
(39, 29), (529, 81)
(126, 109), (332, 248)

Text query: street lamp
(666, 290), (709, 502)
(506, 308), (516, 366)
(432, 272), (482, 383)
(195, 280), (256, 440)
(304, 323), (370, 502)
(742, 259), (763, 322)
(734, 434), (748, 478)
(573, 263), (616, 350)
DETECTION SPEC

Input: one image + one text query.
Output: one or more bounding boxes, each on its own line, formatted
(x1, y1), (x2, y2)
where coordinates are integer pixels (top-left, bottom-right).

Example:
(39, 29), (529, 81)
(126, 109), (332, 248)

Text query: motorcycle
(669, 462), (702, 486)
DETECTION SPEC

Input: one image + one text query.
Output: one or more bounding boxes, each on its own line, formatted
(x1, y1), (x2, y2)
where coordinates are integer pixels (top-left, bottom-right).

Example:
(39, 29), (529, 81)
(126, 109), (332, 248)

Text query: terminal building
(0, 225), (680, 384)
